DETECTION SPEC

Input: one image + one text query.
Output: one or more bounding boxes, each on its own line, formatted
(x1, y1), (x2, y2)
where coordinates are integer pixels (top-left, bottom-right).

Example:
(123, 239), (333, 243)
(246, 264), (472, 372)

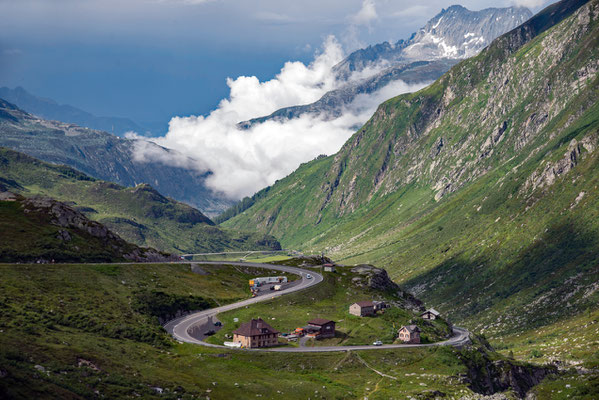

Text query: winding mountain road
(164, 261), (470, 352)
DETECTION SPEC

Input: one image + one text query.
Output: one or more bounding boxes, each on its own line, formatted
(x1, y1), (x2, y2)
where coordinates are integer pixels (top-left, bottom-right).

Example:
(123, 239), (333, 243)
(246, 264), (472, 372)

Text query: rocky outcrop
(351, 264), (423, 311)
(462, 357), (556, 398)
(2, 191), (175, 263)
(521, 134), (598, 194)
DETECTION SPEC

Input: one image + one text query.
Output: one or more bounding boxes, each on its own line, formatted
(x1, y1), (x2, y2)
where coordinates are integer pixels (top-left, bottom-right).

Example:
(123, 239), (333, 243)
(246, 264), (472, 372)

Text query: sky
(0, 0), (556, 200)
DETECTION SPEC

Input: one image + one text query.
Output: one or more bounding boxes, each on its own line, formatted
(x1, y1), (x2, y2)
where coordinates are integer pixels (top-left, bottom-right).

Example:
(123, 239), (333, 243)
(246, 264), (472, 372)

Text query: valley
(1, 0), (598, 398)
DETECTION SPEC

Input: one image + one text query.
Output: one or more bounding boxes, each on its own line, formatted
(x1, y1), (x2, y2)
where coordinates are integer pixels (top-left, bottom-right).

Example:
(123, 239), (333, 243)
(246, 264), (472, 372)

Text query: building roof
(422, 308), (440, 316)
(307, 318), (335, 326)
(233, 318), (279, 337)
(399, 325), (420, 333)
(353, 300), (375, 308)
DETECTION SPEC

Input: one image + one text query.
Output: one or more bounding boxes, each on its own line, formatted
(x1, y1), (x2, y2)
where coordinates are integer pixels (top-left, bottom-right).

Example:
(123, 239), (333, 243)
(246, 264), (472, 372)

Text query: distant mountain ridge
(0, 99), (233, 216)
(0, 86), (157, 137)
(239, 5), (532, 129)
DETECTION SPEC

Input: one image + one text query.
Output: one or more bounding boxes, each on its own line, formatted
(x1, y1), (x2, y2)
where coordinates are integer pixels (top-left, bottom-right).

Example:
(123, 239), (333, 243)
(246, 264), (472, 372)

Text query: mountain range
(0, 99), (233, 216)
(224, 0), (598, 337)
(0, 86), (165, 137)
(0, 147), (280, 255)
(239, 5), (532, 129)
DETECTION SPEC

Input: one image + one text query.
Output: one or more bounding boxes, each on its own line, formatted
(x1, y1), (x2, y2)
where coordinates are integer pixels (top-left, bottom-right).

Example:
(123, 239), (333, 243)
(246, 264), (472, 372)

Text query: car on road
(373, 340), (383, 346)
(306, 274), (312, 279)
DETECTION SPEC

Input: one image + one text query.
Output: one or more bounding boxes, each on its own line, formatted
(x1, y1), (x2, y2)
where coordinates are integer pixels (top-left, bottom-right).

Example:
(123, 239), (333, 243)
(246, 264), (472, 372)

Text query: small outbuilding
(305, 318), (336, 339)
(420, 308), (440, 320)
(323, 263), (336, 272)
(233, 318), (279, 348)
(398, 325), (421, 344)
(349, 301), (376, 317)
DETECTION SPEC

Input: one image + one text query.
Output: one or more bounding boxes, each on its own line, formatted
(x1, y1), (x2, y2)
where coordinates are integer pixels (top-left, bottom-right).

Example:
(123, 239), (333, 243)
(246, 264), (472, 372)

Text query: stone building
(232, 318), (279, 348)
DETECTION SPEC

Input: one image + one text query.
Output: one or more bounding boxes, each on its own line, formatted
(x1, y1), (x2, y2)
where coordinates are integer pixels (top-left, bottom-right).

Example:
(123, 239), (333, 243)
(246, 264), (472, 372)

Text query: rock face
(0, 99), (231, 216)
(350, 265), (423, 311)
(460, 348), (557, 398)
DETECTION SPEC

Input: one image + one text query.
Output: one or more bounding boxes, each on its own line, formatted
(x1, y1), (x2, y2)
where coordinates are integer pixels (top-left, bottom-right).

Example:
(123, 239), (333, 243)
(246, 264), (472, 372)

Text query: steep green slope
(0, 148), (280, 255)
(0, 191), (172, 263)
(225, 0), (599, 335)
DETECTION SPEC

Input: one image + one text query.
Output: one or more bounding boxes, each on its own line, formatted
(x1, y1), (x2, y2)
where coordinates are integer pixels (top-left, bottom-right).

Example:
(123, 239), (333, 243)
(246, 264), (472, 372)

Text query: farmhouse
(420, 308), (440, 320)
(349, 300), (387, 317)
(232, 318), (279, 348)
(349, 301), (376, 317)
(398, 325), (421, 344)
(304, 318), (336, 339)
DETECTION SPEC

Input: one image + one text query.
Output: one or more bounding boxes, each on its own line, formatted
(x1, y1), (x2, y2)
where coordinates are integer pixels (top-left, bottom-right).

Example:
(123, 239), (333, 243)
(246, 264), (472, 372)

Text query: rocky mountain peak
(334, 5), (532, 79)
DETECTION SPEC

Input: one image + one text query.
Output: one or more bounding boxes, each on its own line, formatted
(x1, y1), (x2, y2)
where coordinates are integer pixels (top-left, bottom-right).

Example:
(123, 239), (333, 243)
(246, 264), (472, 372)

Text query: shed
(420, 308), (441, 320)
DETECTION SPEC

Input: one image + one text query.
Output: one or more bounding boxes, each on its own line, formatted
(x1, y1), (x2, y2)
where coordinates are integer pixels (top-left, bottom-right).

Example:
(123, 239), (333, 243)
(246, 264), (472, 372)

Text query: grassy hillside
(0, 147), (280, 255)
(0, 263), (558, 399)
(0, 192), (171, 263)
(223, 0), (599, 348)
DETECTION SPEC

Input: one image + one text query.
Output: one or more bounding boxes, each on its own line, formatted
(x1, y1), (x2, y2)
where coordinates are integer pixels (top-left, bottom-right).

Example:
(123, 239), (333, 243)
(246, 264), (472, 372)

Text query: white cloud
(252, 11), (294, 24)
(511, 0), (546, 8)
(392, 5), (430, 18)
(351, 0), (378, 26)
(131, 36), (429, 199)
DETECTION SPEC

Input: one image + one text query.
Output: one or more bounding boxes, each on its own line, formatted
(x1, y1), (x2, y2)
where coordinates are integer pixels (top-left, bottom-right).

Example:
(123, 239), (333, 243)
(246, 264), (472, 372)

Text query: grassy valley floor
(0, 262), (557, 399)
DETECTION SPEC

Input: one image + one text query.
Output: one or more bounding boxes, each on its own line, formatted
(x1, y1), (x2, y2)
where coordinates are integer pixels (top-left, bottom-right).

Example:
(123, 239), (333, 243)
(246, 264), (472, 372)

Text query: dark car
(204, 330), (216, 336)
(214, 321), (222, 327)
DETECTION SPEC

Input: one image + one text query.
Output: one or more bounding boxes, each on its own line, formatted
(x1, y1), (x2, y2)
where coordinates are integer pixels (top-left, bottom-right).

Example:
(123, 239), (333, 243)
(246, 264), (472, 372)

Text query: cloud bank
(132, 36), (428, 200)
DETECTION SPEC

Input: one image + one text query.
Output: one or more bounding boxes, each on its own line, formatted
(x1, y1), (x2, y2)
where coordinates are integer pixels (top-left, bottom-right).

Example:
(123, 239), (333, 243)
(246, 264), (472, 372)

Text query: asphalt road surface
(164, 261), (471, 352)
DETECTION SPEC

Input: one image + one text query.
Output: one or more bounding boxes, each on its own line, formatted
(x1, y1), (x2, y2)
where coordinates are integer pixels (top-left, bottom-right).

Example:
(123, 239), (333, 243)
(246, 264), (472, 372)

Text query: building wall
(349, 304), (374, 317)
(318, 322), (335, 338)
(349, 304), (362, 316)
(233, 333), (278, 348)
(398, 329), (421, 344)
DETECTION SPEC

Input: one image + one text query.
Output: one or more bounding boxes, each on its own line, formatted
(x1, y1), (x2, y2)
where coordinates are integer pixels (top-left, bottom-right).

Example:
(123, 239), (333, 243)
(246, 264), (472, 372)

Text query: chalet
(304, 318), (336, 339)
(349, 301), (376, 317)
(398, 325), (421, 344)
(232, 318), (279, 348)
(420, 308), (440, 320)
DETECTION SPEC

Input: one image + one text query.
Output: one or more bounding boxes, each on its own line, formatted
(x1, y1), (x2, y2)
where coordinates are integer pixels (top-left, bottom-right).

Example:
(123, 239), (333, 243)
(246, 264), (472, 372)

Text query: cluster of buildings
(229, 306), (441, 348)
(232, 317), (336, 348)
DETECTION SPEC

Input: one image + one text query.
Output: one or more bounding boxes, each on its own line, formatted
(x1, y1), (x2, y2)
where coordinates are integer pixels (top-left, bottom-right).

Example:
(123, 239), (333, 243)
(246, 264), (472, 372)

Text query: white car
(373, 340), (383, 346)
(306, 274), (312, 279)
